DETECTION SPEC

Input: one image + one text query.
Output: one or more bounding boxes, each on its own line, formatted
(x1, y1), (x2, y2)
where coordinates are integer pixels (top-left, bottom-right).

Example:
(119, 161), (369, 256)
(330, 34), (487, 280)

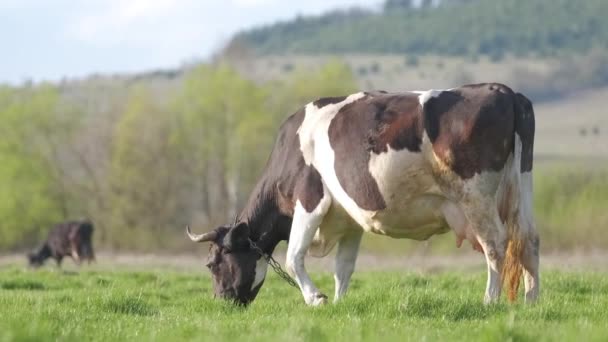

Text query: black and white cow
(187, 83), (538, 306)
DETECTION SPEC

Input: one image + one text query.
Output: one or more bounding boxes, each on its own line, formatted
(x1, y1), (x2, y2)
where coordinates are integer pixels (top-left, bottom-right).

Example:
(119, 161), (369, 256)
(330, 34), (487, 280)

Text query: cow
(187, 83), (538, 306)
(28, 219), (96, 267)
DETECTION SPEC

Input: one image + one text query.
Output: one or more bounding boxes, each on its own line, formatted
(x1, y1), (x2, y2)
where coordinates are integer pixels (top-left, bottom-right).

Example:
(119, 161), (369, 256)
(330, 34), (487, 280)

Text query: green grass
(534, 164), (608, 250)
(1, 266), (607, 341)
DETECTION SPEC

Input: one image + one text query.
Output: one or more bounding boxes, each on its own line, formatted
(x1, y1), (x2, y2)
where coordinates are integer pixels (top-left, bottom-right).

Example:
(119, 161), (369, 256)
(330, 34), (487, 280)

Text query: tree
(0, 84), (78, 250)
(170, 64), (270, 232)
(107, 86), (183, 250)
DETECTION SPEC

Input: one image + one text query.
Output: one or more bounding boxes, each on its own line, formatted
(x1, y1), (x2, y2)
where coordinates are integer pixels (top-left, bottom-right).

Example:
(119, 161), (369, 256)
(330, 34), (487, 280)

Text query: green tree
(0, 84), (78, 250)
(108, 86), (181, 250)
(171, 64), (270, 228)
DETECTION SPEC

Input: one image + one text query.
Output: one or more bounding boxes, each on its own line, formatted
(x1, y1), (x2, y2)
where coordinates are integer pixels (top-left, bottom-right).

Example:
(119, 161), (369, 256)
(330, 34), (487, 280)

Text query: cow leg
(87, 243), (96, 264)
(71, 249), (81, 265)
(519, 172), (539, 303)
(522, 232), (539, 303)
(333, 230), (363, 303)
(521, 182), (540, 304)
(69, 237), (82, 265)
(480, 235), (506, 304)
(55, 256), (63, 268)
(463, 197), (507, 304)
(286, 196), (331, 306)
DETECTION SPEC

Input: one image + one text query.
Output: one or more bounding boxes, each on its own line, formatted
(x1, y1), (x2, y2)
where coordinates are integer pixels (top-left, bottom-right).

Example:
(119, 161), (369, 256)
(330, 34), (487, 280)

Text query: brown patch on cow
(313, 96), (348, 108)
(276, 183), (295, 216)
(367, 94), (423, 153)
(328, 93), (426, 211)
(424, 83), (516, 179)
(294, 165), (324, 212)
(328, 95), (387, 211)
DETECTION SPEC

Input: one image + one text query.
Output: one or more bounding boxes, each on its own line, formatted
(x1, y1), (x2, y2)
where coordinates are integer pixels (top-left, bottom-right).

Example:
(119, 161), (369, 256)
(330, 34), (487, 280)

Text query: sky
(0, 0), (383, 85)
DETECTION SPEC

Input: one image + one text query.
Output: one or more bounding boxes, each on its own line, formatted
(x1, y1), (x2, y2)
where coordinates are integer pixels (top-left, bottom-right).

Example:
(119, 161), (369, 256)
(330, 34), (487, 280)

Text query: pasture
(1, 262), (607, 341)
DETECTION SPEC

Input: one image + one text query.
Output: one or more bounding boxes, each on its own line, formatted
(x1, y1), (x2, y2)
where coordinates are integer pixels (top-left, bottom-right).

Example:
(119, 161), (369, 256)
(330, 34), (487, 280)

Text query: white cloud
(67, 0), (201, 45)
(231, 0), (278, 7)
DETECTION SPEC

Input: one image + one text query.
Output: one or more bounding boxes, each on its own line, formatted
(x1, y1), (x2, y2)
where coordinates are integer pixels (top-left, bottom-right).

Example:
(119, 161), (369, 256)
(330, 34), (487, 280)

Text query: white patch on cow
(297, 93), (366, 166)
(286, 195), (332, 306)
(413, 89), (443, 106)
(366, 145), (447, 238)
(297, 92), (378, 230)
(251, 256), (268, 291)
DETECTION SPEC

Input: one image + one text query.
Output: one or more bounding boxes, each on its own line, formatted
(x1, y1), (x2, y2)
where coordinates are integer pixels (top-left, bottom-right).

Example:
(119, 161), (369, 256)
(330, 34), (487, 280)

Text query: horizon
(1, 0), (382, 86)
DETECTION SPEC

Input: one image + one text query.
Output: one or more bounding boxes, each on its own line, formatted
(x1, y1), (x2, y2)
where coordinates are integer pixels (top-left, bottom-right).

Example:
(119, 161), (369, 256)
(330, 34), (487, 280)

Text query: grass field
(1, 265), (607, 341)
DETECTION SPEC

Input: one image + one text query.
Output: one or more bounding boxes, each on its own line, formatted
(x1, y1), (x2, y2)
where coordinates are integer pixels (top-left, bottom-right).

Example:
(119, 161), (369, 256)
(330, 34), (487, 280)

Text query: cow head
(187, 222), (268, 305)
(27, 243), (51, 267)
(27, 251), (45, 267)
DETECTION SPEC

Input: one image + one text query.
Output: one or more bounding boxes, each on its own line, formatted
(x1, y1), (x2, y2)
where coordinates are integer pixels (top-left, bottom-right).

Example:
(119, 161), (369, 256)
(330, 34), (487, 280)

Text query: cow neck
(238, 178), (291, 256)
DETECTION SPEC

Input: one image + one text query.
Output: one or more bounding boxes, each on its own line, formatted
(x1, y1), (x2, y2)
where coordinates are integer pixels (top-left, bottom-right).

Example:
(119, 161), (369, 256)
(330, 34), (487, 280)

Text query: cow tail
(500, 93), (534, 302)
(502, 234), (524, 302)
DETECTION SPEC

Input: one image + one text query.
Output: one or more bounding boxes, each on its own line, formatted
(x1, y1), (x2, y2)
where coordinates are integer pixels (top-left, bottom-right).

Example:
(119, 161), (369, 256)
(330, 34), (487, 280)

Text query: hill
(234, 0), (608, 59)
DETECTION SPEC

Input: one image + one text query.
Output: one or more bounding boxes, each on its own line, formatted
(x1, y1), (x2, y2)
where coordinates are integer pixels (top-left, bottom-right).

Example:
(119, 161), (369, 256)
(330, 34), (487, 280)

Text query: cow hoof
(309, 293), (328, 306)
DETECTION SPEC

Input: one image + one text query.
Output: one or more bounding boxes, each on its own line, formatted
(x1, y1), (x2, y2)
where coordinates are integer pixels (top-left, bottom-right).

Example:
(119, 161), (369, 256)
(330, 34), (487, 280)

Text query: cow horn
(186, 225), (217, 243)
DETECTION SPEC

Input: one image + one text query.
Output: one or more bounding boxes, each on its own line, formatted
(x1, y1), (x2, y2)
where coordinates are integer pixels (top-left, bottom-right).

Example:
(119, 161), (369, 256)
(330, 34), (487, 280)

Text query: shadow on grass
(1, 280), (45, 290)
(397, 294), (507, 321)
(104, 296), (158, 316)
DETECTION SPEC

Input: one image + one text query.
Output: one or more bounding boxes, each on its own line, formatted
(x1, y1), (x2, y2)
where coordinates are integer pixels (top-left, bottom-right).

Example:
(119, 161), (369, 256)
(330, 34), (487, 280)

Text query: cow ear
(223, 222), (250, 251)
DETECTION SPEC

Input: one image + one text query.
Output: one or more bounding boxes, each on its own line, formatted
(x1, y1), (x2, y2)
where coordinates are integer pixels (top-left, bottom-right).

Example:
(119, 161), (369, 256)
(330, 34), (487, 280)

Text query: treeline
(235, 0), (608, 59)
(0, 61), (357, 251)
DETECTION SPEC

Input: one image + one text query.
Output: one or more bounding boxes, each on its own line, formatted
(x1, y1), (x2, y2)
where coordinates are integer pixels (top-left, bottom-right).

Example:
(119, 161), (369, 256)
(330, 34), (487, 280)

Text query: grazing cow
(187, 83), (538, 306)
(28, 220), (95, 267)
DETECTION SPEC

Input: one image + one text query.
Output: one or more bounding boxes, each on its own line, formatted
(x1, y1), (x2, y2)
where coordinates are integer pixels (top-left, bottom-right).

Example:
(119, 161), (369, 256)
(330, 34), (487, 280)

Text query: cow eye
(205, 261), (215, 269)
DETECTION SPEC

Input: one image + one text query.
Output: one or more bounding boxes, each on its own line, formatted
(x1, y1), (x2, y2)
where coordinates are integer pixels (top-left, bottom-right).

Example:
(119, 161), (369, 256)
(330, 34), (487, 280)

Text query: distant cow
(28, 220), (95, 267)
(187, 83), (538, 306)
